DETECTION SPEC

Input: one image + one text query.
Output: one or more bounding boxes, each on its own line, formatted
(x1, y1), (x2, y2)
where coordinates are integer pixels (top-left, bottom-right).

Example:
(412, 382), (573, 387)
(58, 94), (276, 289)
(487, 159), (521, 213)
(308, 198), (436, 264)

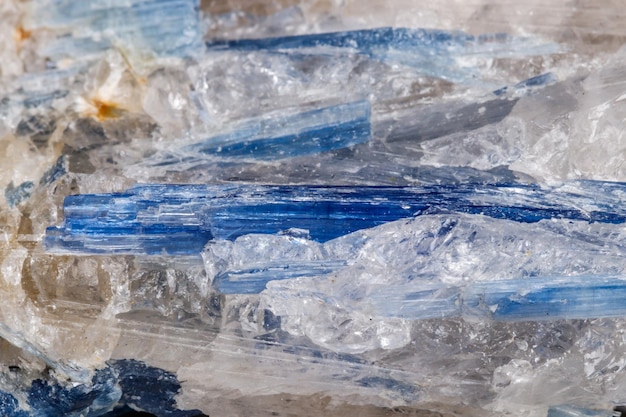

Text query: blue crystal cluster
(0, 360), (205, 417)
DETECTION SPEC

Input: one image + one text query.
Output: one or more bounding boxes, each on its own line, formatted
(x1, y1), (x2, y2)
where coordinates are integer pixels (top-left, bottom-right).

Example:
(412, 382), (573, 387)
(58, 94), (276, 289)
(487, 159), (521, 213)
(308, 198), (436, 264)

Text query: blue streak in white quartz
(0, 68), (81, 114)
(368, 276), (626, 321)
(493, 72), (557, 96)
(45, 181), (626, 256)
(547, 405), (615, 417)
(182, 100), (371, 160)
(206, 27), (474, 52)
(206, 27), (558, 83)
(465, 276), (626, 321)
(215, 261), (347, 294)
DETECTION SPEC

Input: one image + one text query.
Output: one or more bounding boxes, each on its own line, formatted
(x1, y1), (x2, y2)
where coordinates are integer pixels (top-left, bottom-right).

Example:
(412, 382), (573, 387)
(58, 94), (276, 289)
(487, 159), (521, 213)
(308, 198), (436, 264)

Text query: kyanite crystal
(366, 275), (626, 321)
(547, 405), (615, 417)
(27, 0), (202, 60)
(176, 100), (370, 161)
(46, 181), (626, 255)
(206, 27), (558, 83)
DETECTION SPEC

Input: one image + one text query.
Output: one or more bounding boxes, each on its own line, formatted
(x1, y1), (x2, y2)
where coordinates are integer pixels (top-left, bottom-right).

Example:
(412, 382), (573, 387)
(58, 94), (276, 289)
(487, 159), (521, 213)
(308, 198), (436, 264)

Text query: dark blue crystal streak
(205, 28), (524, 82)
(206, 27), (474, 53)
(44, 181), (626, 256)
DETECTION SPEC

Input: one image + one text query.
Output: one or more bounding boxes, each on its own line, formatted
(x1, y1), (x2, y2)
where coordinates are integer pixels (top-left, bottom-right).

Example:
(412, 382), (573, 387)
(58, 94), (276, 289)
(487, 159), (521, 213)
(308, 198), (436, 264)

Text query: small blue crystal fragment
(493, 72), (557, 96)
(5, 181), (35, 208)
(356, 376), (420, 402)
(39, 156), (67, 186)
(23, 90), (69, 109)
(185, 100), (371, 160)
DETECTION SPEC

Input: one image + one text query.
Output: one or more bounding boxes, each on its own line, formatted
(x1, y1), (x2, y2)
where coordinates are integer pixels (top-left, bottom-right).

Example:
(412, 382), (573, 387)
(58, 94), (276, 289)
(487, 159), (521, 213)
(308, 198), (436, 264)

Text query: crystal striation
(171, 100), (371, 161)
(547, 405), (615, 417)
(214, 260), (347, 294)
(46, 180), (626, 256)
(366, 275), (626, 321)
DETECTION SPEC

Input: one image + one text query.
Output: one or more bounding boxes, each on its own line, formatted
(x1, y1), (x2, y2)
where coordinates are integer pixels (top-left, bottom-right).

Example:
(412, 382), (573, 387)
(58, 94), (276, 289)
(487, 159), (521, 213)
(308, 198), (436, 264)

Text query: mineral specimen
(3, 0), (626, 416)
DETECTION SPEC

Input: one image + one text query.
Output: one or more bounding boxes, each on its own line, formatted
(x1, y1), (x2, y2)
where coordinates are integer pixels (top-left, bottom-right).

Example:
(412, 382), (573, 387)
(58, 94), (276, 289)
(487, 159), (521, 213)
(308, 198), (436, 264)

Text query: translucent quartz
(250, 213), (626, 353)
(380, 72), (556, 143)
(5, 2), (626, 416)
(45, 180), (626, 256)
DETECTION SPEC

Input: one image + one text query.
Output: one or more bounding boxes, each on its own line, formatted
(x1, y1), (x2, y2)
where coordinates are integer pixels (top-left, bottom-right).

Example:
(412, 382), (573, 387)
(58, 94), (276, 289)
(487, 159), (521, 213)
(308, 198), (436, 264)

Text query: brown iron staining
(14, 26), (32, 43)
(85, 98), (125, 121)
(13, 25), (33, 54)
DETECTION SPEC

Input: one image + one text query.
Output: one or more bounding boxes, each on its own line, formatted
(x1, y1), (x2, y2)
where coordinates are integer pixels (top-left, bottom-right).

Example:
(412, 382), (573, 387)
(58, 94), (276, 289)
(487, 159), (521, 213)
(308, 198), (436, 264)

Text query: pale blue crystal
(547, 405), (615, 417)
(365, 275), (626, 322)
(5, 181), (35, 208)
(179, 100), (371, 161)
(29, 0), (202, 60)
(214, 260), (347, 294)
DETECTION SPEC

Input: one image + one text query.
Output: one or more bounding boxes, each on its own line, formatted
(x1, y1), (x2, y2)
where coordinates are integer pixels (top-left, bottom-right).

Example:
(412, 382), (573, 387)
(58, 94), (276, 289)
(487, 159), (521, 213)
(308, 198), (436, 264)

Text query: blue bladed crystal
(183, 100), (371, 160)
(45, 181), (626, 256)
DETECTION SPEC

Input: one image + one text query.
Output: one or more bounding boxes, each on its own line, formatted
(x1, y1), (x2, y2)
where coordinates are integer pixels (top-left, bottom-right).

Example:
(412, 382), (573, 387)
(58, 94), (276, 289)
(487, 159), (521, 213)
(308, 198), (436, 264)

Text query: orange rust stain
(88, 99), (124, 120)
(14, 26), (32, 43)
